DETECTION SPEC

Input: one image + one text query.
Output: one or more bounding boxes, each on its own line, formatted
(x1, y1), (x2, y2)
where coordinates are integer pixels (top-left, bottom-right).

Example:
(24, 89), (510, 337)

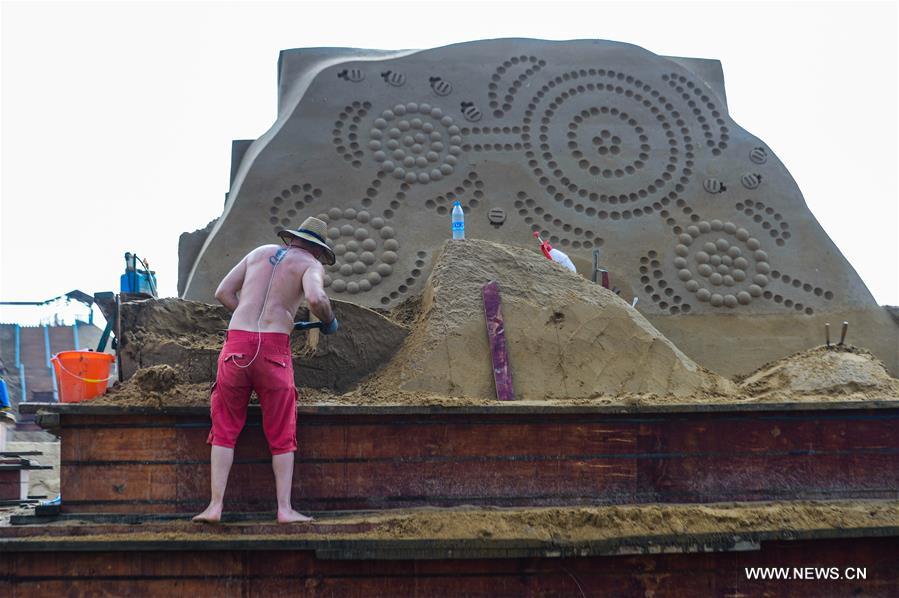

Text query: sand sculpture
(178, 38), (898, 376)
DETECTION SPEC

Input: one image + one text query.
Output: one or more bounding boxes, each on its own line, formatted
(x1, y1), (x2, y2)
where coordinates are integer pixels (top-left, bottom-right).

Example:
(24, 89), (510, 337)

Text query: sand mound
(362, 240), (734, 400)
(118, 297), (408, 392)
(93, 365), (213, 407)
(740, 345), (899, 398)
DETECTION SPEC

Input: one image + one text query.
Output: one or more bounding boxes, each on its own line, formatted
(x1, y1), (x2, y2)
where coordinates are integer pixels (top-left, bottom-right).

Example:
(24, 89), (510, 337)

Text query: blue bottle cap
(452, 200), (461, 206)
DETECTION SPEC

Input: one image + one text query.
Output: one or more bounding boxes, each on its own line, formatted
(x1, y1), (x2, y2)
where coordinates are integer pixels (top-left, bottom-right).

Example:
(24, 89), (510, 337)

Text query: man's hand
(321, 318), (339, 335)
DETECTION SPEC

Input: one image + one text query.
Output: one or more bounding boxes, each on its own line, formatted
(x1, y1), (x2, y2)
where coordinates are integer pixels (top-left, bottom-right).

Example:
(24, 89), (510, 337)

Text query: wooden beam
(482, 281), (515, 401)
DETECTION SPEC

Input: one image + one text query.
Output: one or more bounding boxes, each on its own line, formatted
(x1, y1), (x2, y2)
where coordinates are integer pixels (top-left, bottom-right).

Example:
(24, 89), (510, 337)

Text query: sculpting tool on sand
(826, 323), (831, 348)
(295, 318), (323, 357)
(483, 281), (515, 401)
(839, 321), (849, 346)
(591, 248), (610, 288)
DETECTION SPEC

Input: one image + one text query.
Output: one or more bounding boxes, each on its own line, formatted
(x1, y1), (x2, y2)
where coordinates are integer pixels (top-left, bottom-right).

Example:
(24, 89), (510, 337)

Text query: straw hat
(278, 217), (336, 265)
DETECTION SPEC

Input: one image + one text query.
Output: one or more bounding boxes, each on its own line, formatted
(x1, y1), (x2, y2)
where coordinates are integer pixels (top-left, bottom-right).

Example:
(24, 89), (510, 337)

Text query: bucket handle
(51, 356), (116, 384)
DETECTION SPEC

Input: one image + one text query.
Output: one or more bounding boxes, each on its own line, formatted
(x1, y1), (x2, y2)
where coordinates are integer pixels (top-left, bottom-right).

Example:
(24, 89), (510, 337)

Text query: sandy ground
(4, 501), (898, 543)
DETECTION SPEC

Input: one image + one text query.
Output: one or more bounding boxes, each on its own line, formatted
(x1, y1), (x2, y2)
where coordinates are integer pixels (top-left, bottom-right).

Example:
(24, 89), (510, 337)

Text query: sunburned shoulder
(252, 244), (282, 254)
(244, 244), (282, 260)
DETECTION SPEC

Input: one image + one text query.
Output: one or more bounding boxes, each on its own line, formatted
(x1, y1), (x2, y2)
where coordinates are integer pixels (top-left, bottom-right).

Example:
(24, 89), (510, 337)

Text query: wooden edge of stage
(1, 524), (898, 560)
(18, 398), (899, 418)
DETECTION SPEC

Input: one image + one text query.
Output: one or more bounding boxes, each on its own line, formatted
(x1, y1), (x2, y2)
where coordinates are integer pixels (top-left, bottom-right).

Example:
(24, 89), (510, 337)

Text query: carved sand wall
(181, 39), (897, 376)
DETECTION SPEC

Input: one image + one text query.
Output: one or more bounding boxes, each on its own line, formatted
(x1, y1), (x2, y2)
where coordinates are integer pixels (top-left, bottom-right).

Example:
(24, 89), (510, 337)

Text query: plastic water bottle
(451, 201), (465, 239)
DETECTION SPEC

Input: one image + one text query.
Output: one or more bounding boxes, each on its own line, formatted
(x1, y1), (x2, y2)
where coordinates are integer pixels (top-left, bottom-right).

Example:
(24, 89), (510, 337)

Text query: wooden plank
(483, 281), (516, 401)
(639, 412), (899, 454)
(298, 418), (639, 460)
(55, 408), (899, 512)
(60, 463), (177, 509)
(22, 399), (899, 416)
(3, 537), (898, 596)
(62, 426), (179, 462)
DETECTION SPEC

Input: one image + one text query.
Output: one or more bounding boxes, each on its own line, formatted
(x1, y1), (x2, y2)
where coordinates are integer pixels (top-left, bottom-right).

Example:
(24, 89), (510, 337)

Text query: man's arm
(302, 262), (334, 324)
(214, 255), (248, 312)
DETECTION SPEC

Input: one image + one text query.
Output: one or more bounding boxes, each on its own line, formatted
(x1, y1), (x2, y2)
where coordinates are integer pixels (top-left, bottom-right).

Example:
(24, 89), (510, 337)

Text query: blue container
(120, 270), (157, 295)
(0, 379), (10, 410)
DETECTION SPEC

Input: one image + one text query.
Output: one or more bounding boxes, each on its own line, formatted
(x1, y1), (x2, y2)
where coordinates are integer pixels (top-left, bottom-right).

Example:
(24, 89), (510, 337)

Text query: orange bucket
(51, 351), (116, 403)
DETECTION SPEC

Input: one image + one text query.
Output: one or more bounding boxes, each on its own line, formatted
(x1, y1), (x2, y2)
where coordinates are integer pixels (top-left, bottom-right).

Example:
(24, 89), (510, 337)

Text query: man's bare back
(214, 244), (334, 330)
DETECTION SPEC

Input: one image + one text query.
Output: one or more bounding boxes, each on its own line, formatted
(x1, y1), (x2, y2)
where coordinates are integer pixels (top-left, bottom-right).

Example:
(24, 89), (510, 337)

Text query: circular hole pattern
(735, 199), (791, 245)
(488, 55), (545, 117)
(663, 72), (728, 151)
(671, 220), (773, 309)
(514, 192), (602, 249)
(369, 102), (462, 185)
(268, 183), (324, 235)
(332, 102), (371, 167)
(521, 69), (696, 222)
(320, 208), (398, 295)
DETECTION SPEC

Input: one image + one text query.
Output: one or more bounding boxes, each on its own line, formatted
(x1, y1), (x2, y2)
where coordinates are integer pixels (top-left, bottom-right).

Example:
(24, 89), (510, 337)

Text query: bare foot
(277, 508), (314, 524)
(192, 504), (222, 523)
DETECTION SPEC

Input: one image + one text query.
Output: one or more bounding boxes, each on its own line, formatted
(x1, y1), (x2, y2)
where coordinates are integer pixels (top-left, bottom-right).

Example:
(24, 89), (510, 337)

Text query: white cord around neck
(231, 246), (292, 369)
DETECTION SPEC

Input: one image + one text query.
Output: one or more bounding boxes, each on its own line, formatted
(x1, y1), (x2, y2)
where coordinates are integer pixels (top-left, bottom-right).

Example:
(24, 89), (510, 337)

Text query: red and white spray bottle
(533, 232), (576, 273)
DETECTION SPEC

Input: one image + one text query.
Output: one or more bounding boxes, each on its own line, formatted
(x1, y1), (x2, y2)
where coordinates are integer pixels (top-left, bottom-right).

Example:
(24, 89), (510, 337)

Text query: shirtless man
(193, 216), (338, 524)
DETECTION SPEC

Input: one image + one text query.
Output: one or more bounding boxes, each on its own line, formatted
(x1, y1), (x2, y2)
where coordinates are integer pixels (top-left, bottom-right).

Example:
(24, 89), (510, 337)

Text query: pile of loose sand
(363, 240), (734, 400)
(361, 500), (899, 542)
(739, 345), (899, 400)
(92, 365), (214, 407)
(94, 364), (345, 407)
(117, 297), (408, 392)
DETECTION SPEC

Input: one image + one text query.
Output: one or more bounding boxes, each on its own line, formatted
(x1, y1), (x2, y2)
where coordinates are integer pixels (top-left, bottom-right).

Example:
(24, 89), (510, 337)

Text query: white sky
(1, 0), (897, 307)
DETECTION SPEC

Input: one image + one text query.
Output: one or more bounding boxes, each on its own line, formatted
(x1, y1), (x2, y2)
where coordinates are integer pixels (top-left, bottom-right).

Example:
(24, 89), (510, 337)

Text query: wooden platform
(1, 513), (897, 596)
(21, 400), (899, 514)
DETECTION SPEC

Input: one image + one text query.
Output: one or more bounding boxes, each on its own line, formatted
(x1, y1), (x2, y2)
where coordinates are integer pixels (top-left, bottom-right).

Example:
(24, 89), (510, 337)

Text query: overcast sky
(1, 0), (897, 308)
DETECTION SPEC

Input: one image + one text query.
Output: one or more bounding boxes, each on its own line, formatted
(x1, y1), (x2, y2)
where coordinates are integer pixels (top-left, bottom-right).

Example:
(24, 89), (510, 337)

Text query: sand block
(118, 297), (408, 392)
(367, 240), (734, 400)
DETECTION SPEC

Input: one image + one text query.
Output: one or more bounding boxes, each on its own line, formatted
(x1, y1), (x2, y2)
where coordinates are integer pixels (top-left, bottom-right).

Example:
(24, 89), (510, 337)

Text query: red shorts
(207, 330), (298, 455)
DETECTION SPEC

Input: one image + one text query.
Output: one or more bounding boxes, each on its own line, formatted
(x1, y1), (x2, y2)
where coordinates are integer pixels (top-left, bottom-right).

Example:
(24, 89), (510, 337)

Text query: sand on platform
(86, 241), (897, 408)
(91, 338), (899, 408)
(5, 501), (899, 544)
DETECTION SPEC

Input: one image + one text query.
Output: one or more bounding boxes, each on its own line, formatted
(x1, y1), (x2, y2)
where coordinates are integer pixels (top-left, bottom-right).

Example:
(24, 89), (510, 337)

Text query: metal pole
(43, 325), (58, 401)
(14, 325), (20, 367)
(14, 325), (24, 402)
(18, 364), (26, 403)
(42, 325), (51, 368)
